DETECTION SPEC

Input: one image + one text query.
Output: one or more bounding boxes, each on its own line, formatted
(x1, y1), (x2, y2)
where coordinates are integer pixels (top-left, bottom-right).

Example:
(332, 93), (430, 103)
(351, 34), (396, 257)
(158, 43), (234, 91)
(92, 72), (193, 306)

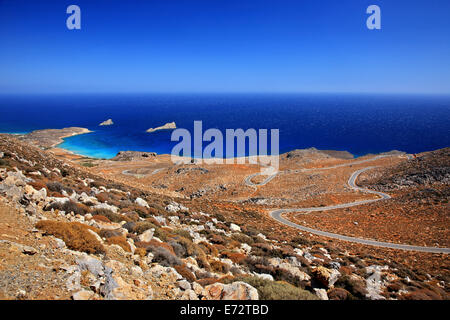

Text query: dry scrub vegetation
(36, 220), (105, 254)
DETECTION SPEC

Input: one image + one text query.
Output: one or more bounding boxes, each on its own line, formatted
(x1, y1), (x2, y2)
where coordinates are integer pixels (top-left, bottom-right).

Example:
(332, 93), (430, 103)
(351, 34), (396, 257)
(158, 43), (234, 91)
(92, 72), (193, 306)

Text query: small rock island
(99, 119), (114, 126)
(146, 122), (176, 133)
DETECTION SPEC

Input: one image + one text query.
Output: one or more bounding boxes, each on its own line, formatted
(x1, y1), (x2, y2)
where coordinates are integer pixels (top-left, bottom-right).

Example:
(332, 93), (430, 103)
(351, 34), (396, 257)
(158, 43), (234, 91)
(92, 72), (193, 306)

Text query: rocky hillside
(0, 134), (448, 300)
(360, 148), (450, 190)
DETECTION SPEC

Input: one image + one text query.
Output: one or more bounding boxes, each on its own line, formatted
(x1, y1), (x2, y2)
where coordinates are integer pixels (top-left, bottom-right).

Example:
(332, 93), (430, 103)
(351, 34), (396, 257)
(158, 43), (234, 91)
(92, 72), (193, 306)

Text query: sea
(0, 93), (449, 159)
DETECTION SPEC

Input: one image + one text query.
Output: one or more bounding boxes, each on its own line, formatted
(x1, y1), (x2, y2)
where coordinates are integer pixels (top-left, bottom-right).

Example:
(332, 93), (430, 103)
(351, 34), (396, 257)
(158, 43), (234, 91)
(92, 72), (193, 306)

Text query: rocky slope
(0, 134), (448, 300)
(359, 148), (450, 191)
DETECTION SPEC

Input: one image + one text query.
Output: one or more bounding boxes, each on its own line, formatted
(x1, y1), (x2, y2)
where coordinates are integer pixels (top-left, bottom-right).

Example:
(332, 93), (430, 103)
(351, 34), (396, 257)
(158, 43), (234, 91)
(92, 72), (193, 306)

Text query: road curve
(252, 158), (449, 253)
(245, 155), (395, 187)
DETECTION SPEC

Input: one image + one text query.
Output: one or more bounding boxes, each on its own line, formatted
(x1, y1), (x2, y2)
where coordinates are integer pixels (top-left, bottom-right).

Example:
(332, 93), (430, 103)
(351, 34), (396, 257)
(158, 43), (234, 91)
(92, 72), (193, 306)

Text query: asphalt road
(244, 155), (393, 187)
(244, 155), (449, 253)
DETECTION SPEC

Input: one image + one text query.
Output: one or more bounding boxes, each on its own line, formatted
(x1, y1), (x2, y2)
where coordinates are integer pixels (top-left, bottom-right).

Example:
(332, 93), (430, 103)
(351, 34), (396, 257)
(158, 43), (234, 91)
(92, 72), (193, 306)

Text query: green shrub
(223, 276), (318, 300)
(80, 162), (97, 168)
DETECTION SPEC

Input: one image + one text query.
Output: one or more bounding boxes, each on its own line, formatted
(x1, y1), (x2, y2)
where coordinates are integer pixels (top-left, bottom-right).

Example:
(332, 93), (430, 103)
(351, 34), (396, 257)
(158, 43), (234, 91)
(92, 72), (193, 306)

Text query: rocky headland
(18, 127), (92, 149)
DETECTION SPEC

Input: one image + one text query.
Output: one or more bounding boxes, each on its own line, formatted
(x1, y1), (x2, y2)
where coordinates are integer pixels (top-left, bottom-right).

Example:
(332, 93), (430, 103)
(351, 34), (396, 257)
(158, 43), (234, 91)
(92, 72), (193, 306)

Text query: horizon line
(1, 91), (450, 96)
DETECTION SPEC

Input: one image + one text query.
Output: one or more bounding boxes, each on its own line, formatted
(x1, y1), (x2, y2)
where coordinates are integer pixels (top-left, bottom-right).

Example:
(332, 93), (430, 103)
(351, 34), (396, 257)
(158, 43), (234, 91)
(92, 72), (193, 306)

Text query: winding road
(245, 155), (450, 254)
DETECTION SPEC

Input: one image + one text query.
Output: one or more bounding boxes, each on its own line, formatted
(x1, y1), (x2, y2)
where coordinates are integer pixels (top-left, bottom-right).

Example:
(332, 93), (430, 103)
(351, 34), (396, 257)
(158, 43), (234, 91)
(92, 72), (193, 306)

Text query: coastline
(51, 128), (93, 148)
(6, 126), (414, 163)
(6, 127), (93, 150)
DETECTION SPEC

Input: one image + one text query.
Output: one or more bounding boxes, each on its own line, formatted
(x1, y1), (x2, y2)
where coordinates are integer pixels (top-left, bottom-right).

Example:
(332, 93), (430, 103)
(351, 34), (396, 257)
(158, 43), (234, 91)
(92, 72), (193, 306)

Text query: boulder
(254, 273), (274, 281)
(135, 197), (149, 208)
(192, 282), (203, 295)
(314, 288), (329, 300)
(72, 290), (95, 300)
(178, 280), (191, 290)
(76, 256), (105, 278)
(24, 185), (47, 202)
(241, 243), (252, 254)
(203, 282), (259, 300)
(311, 266), (340, 288)
(181, 289), (199, 300)
(154, 216), (167, 225)
(165, 201), (189, 213)
(138, 228), (154, 242)
(78, 192), (99, 206)
(93, 202), (119, 213)
(230, 223), (241, 232)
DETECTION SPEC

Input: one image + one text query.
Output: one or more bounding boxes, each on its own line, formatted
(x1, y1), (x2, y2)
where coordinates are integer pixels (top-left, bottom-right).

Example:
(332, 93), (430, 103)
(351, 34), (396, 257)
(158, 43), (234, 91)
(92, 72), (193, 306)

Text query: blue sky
(0, 0), (449, 94)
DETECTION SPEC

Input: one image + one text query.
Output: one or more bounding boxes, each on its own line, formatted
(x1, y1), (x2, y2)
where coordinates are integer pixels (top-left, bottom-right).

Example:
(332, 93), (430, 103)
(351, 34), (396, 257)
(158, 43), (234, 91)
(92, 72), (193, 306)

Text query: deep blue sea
(0, 94), (449, 159)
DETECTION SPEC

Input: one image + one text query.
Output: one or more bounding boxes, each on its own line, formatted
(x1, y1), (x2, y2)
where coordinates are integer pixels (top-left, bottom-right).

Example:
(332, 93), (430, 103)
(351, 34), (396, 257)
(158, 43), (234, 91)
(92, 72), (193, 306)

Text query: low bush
(251, 243), (283, 258)
(327, 288), (355, 300)
(80, 162), (97, 168)
(99, 229), (124, 239)
(168, 240), (186, 258)
(134, 247), (147, 257)
(121, 211), (140, 222)
(46, 181), (73, 194)
(174, 264), (196, 282)
(334, 275), (368, 299)
(221, 251), (247, 264)
(29, 181), (48, 192)
(45, 200), (90, 215)
(223, 276), (318, 300)
(402, 289), (442, 300)
(198, 241), (219, 257)
(196, 278), (221, 287)
(231, 233), (254, 245)
(89, 181), (104, 189)
(95, 192), (109, 203)
(210, 260), (231, 274)
(149, 246), (182, 267)
(172, 229), (192, 241)
(0, 159), (10, 167)
(91, 208), (127, 223)
(209, 234), (227, 245)
(137, 239), (176, 255)
(242, 225), (260, 237)
(121, 205), (151, 218)
(272, 267), (308, 288)
(106, 236), (131, 252)
(92, 215), (111, 223)
(170, 236), (210, 271)
(36, 220), (104, 254)
(123, 221), (157, 235)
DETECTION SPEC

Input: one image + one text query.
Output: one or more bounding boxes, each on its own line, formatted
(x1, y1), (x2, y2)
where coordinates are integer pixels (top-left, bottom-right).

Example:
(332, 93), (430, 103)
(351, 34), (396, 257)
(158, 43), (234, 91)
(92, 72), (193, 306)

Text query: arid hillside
(0, 134), (448, 300)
